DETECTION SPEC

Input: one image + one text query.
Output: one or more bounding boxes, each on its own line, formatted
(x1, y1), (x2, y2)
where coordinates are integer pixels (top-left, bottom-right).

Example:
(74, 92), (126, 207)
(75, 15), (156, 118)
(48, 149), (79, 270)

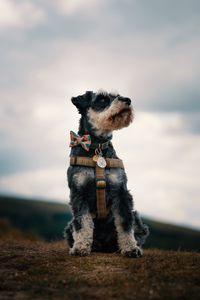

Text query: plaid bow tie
(70, 131), (91, 152)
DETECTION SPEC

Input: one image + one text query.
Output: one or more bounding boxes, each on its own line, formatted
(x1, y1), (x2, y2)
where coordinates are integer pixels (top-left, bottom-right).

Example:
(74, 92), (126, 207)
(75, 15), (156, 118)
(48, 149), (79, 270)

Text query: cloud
(0, 0), (46, 30)
(26, 35), (200, 114)
(55, 0), (104, 16)
(181, 112), (200, 134)
(0, 167), (68, 201)
(1, 32), (199, 118)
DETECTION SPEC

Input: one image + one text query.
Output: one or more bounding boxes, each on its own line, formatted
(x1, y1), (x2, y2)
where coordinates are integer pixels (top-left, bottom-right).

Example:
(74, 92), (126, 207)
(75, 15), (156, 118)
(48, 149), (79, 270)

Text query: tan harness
(70, 156), (124, 219)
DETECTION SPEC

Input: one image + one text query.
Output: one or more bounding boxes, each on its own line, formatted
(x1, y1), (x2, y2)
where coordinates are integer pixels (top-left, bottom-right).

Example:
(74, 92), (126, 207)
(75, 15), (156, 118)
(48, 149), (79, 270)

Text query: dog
(64, 90), (149, 257)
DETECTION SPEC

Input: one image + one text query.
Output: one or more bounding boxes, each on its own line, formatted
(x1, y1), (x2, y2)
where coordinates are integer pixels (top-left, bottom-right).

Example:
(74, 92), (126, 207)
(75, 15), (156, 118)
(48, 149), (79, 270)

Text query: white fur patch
(70, 213), (94, 255)
(96, 89), (109, 96)
(73, 169), (94, 187)
(113, 211), (139, 253)
(107, 170), (121, 185)
(108, 172), (119, 184)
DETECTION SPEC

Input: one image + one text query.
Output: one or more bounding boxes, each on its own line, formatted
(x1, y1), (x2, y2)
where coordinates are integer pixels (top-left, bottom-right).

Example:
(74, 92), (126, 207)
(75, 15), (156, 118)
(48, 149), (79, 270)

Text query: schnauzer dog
(64, 90), (149, 257)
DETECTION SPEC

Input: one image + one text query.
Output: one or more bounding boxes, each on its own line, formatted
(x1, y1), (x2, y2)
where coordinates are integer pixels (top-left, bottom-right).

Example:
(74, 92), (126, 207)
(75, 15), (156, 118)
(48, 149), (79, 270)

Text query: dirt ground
(0, 239), (199, 300)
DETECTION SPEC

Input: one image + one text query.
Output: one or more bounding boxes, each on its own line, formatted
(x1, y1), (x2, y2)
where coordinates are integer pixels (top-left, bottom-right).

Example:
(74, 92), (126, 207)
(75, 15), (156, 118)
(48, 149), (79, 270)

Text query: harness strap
(96, 165), (107, 219)
(70, 157), (124, 169)
(70, 156), (124, 220)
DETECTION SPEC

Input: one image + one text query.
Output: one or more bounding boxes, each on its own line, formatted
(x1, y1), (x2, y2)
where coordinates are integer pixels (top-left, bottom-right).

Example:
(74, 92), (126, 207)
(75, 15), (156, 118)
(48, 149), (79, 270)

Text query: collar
(89, 140), (111, 150)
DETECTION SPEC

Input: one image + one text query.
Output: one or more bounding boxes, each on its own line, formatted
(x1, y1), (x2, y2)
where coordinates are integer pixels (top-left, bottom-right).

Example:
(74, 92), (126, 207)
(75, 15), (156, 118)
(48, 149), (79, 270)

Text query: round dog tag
(97, 156), (107, 168)
(92, 155), (99, 162)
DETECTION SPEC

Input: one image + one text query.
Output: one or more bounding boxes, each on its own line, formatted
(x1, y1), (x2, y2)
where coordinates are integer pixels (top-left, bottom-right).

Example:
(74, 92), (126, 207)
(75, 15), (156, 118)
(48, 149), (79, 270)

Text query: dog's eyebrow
(109, 92), (120, 97)
(96, 90), (109, 97)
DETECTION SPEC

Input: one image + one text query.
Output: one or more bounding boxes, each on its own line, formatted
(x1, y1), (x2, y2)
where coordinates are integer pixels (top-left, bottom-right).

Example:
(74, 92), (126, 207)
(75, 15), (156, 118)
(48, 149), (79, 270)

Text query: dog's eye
(92, 94), (110, 111)
(100, 97), (110, 106)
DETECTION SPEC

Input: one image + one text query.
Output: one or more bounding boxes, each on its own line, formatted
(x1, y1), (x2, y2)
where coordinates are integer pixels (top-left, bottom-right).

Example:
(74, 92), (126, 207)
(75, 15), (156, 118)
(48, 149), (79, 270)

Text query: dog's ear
(71, 91), (93, 113)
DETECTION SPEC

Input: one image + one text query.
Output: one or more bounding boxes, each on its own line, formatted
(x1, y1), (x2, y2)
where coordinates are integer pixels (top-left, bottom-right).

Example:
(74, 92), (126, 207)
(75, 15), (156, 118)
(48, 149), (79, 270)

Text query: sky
(0, 0), (200, 229)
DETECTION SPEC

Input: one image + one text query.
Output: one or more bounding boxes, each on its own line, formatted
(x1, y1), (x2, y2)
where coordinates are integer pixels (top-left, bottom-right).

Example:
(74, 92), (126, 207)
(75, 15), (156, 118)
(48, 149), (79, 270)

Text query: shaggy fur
(64, 90), (149, 257)
(87, 98), (134, 133)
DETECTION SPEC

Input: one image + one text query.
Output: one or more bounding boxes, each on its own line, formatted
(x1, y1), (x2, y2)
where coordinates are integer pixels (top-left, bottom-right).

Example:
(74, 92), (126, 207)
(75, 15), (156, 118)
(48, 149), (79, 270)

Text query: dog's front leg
(69, 212), (94, 256)
(114, 209), (143, 258)
(113, 191), (143, 258)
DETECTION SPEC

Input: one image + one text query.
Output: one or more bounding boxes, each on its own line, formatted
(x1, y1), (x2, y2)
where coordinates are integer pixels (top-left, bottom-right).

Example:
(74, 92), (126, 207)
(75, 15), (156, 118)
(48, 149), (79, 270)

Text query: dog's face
(71, 90), (134, 136)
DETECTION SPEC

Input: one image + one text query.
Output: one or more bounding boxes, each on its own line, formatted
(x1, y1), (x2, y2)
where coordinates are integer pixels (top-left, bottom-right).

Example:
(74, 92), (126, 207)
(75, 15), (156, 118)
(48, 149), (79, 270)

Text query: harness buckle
(96, 179), (106, 189)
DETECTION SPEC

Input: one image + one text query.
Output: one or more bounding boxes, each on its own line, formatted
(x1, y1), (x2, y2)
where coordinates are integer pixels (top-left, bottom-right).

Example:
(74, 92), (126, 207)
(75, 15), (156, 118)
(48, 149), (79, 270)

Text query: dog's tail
(133, 210), (150, 246)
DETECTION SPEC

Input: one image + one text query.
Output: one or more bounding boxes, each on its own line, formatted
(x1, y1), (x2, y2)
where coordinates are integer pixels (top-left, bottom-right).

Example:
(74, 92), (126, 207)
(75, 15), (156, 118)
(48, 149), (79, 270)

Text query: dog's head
(71, 90), (134, 136)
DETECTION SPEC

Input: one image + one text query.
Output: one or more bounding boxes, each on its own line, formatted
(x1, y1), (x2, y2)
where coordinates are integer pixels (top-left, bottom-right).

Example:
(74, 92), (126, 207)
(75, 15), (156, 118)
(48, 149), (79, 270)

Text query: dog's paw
(121, 245), (143, 258)
(69, 246), (91, 257)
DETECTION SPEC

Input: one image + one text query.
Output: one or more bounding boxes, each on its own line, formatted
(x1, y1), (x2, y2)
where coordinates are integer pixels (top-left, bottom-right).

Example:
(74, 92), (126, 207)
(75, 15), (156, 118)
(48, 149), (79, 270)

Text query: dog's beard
(88, 99), (134, 136)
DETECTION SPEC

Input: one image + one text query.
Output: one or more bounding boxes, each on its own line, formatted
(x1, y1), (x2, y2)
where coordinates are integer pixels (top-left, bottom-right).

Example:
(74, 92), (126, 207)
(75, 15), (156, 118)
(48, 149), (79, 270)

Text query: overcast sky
(0, 0), (200, 229)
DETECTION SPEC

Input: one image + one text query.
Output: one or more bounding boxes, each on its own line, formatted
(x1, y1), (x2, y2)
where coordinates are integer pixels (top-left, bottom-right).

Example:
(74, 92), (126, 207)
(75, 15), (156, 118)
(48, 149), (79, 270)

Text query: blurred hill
(0, 195), (199, 251)
(0, 195), (71, 241)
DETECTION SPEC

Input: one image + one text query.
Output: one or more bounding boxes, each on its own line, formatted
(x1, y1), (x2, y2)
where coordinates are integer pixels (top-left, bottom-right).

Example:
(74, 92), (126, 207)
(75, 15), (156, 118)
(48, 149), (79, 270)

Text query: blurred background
(0, 0), (200, 249)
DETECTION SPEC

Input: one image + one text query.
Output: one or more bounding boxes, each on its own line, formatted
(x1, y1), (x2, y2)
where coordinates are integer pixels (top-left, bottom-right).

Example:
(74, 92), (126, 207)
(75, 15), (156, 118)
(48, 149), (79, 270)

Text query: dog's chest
(72, 167), (124, 188)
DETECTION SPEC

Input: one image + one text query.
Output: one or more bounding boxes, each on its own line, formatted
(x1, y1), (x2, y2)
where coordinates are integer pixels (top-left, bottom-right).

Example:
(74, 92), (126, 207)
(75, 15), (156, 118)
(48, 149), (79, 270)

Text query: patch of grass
(0, 238), (199, 300)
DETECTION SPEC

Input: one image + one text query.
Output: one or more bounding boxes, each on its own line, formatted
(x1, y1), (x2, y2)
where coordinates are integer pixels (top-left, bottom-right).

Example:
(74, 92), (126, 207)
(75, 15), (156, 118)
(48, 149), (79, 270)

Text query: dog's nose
(118, 96), (131, 106)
